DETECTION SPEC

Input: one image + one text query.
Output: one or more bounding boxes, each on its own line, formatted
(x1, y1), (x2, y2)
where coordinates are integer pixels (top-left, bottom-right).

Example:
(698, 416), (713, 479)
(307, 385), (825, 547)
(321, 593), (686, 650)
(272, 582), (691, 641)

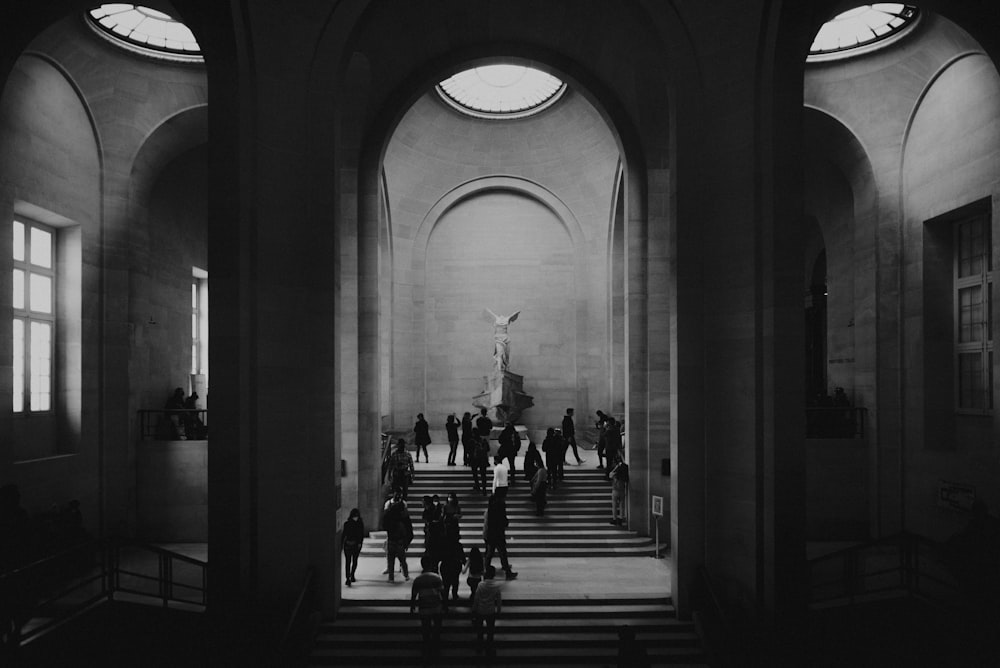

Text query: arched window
(87, 4), (202, 61)
(437, 63), (566, 119)
(809, 4), (919, 61)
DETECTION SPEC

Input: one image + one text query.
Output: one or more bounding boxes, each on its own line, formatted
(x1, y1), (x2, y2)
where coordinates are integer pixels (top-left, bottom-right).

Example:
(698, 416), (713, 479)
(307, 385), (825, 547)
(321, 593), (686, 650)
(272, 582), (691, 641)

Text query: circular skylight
(809, 4), (918, 60)
(87, 4), (202, 61)
(437, 65), (567, 119)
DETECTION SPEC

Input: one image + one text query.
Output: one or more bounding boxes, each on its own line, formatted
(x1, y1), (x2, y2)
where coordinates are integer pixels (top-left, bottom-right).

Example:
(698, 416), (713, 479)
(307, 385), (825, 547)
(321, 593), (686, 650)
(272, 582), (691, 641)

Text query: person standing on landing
(413, 413), (431, 463)
(341, 508), (365, 587)
(476, 408), (494, 441)
(562, 408), (584, 464)
(445, 413), (460, 466)
(461, 411), (474, 466)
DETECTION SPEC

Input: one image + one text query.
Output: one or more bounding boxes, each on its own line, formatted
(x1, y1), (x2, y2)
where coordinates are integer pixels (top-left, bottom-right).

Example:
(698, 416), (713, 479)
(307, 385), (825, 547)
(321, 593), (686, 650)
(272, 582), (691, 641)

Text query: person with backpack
(470, 433), (490, 495)
(463, 545), (485, 600)
(472, 564), (503, 658)
(609, 459), (629, 526)
(410, 555), (445, 664)
(530, 465), (548, 517)
(384, 496), (414, 582)
(387, 438), (415, 498)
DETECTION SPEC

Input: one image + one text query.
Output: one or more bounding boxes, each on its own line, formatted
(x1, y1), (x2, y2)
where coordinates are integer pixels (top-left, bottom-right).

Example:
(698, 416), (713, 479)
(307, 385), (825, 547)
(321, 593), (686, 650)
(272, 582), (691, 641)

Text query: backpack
(417, 582), (443, 616)
(613, 462), (629, 483)
(472, 439), (489, 466)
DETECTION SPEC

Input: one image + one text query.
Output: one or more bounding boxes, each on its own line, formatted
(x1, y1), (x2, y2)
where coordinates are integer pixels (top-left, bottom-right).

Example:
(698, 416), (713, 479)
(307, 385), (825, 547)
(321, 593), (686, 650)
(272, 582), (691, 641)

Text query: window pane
(30, 227), (52, 268)
(30, 321), (51, 412)
(990, 281), (994, 342)
(990, 351), (995, 411)
(29, 273), (52, 314)
(192, 313), (197, 339)
(13, 221), (25, 261)
(958, 218), (985, 278)
(958, 285), (983, 343)
(959, 352), (986, 410)
(192, 344), (198, 375)
(13, 269), (24, 309)
(192, 282), (197, 308)
(13, 319), (24, 412)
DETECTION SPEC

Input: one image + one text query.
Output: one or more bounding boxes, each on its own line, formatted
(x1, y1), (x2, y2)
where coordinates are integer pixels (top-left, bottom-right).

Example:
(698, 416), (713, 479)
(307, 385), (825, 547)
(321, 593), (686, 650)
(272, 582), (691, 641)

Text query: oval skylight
(809, 4), (918, 60)
(437, 65), (566, 119)
(88, 4), (202, 61)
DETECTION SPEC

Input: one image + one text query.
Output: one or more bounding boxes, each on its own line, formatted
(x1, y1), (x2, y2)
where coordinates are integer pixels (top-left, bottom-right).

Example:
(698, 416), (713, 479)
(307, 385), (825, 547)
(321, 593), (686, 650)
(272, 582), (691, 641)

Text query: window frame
(953, 212), (994, 415)
(12, 218), (56, 414)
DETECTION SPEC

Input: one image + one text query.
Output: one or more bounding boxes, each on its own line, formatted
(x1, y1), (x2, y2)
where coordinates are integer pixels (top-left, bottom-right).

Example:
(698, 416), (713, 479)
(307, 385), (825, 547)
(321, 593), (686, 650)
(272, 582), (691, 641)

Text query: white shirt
(492, 460), (509, 492)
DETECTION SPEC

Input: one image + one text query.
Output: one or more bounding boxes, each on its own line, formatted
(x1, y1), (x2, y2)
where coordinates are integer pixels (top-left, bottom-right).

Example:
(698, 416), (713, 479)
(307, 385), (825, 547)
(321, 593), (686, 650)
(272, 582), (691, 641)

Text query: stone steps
(311, 599), (706, 667)
(311, 467), (703, 667)
(370, 468), (650, 557)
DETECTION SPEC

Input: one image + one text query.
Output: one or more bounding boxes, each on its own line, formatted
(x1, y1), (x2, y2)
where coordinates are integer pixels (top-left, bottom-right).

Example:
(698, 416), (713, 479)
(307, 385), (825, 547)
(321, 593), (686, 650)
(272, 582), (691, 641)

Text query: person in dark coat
(483, 494), (517, 580)
(384, 497), (413, 582)
(497, 422), (519, 485)
(445, 414), (460, 466)
(542, 427), (564, 490)
(475, 408), (493, 440)
(522, 440), (543, 483)
(341, 508), (365, 586)
(461, 411), (474, 466)
(562, 407), (584, 464)
(413, 413), (431, 463)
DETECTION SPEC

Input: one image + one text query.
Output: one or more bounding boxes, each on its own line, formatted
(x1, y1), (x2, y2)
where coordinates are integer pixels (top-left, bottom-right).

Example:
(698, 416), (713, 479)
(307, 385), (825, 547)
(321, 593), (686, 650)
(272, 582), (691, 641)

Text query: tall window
(191, 277), (201, 374)
(13, 220), (55, 413)
(191, 268), (208, 378)
(955, 214), (993, 412)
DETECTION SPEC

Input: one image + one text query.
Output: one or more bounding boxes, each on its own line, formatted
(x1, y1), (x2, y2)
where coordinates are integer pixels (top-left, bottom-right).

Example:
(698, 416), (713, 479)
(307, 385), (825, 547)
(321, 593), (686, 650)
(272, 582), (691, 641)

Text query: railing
(806, 406), (866, 439)
(0, 538), (207, 649)
(808, 532), (959, 610)
(138, 409), (208, 440)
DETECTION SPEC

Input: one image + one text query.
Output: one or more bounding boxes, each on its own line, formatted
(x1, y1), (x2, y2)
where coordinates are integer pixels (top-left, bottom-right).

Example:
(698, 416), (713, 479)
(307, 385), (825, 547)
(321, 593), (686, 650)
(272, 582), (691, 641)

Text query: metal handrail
(807, 532), (959, 609)
(805, 406), (867, 438)
(1, 538), (207, 647)
(137, 408), (209, 440)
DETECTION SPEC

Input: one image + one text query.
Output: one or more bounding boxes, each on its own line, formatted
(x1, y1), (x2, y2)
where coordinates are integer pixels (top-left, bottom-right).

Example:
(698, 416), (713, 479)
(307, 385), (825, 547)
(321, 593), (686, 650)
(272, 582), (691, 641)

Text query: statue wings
(483, 308), (520, 325)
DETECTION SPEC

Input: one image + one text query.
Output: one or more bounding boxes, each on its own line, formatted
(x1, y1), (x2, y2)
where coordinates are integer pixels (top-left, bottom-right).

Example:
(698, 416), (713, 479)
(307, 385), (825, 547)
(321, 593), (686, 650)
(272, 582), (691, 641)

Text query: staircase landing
(316, 449), (700, 666)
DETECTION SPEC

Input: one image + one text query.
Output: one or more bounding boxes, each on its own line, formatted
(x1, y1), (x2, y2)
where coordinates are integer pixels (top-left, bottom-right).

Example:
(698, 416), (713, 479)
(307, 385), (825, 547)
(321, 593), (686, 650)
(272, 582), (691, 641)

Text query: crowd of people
(354, 406), (631, 664)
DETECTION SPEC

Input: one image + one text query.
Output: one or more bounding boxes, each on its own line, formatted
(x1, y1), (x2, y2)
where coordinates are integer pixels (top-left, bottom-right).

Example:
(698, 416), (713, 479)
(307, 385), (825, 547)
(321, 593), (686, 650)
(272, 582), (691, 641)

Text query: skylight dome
(87, 4), (202, 61)
(437, 64), (567, 119)
(809, 4), (919, 61)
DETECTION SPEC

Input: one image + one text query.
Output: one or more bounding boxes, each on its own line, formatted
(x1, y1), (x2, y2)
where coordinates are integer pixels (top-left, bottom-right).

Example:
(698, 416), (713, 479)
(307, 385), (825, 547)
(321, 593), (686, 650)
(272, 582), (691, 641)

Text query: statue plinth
(472, 370), (534, 426)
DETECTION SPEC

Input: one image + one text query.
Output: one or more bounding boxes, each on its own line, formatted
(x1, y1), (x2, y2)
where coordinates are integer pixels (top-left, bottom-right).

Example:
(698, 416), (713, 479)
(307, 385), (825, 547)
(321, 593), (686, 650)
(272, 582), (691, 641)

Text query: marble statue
(484, 308), (520, 373)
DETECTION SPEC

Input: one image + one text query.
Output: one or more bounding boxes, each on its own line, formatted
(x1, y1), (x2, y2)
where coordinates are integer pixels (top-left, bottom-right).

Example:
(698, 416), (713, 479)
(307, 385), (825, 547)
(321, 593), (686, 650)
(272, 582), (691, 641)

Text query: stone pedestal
(472, 370), (534, 425)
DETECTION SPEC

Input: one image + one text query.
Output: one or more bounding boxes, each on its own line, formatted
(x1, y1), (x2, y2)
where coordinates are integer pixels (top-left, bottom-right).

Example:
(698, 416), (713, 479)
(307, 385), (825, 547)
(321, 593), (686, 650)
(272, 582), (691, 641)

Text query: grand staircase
(308, 464), (708, 666)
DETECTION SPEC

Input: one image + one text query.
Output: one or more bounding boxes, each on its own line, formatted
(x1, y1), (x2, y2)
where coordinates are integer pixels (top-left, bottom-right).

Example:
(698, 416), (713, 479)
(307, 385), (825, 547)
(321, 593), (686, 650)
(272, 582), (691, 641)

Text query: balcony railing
(0, 538), (207, 650)
(138, 409), (208, 440)
(806, 406), (866, 439)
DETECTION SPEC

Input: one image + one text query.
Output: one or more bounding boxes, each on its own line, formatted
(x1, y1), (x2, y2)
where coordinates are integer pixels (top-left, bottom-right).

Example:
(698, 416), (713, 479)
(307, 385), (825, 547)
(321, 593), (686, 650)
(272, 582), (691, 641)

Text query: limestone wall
(383, 90), (619, 432)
